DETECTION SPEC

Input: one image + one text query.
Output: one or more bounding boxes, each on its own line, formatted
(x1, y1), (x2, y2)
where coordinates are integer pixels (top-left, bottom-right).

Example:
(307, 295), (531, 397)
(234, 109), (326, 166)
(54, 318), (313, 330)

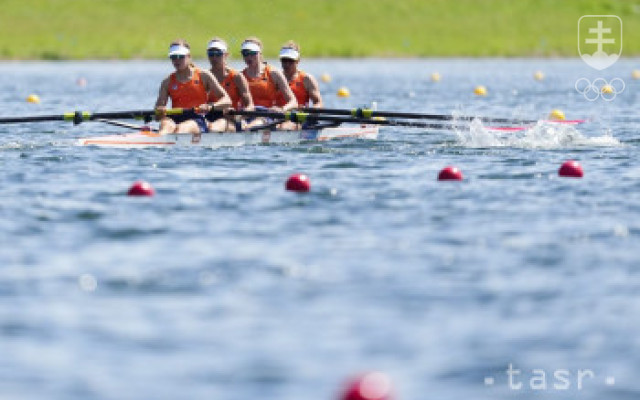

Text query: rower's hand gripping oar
(225, 109), (468, 130)
(298, 107), (539, 125)
(0, 108), (191, 125)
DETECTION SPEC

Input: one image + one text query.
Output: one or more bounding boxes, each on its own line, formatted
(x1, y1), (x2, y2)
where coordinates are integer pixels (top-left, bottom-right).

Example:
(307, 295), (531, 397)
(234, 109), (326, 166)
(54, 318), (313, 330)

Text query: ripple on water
(1, 59), (640, 400)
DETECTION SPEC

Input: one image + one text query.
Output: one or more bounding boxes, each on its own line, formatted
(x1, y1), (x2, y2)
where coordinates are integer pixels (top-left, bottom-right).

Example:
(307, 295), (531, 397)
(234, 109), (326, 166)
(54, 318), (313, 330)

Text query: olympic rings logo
(575, 77), (625, 101)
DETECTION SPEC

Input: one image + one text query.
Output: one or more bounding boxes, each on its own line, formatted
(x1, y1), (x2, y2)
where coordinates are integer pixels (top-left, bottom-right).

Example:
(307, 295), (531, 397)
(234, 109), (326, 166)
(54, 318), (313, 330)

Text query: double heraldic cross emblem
(576, 15), (624, 101)
(578, 15), (622, 70)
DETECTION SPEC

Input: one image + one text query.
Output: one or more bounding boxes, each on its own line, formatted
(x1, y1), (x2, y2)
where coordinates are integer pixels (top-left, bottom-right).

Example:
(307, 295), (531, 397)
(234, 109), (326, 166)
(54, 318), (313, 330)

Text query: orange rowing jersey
(276, 70), (310, 107)
(243, 63), (278, 108)
(168, 68), (208, 109)
(208, 68), (242, 109)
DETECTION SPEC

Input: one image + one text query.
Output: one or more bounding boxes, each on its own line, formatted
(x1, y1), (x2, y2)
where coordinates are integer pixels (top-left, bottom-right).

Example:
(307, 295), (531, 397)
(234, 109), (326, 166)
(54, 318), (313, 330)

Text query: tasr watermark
(484, 363), (615, 391)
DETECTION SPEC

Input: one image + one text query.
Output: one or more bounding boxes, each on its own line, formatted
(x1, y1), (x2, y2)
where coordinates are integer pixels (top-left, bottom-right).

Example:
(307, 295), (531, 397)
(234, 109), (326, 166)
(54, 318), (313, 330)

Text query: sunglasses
(280, 58), (296, 63)
(241, 50), (259, 57)
(207, 49), (224, 57)
(169, 54), (186, 60)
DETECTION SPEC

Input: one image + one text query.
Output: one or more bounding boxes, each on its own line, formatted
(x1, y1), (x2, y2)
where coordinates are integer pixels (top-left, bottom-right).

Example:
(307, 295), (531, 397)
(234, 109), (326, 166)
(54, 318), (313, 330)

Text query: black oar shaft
(94, 118), (159, 132)
(0, 108), (189, 125)
(0, 115), (66, 123)
(227, 110), (464, 130)
(299, 107), (537, 125)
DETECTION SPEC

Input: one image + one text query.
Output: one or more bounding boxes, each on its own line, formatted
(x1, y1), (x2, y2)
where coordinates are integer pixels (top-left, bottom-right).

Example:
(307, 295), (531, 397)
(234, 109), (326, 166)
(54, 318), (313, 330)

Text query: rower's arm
(304, 74), (323, 108)
(154, 78), (170, 119)
(202, 70), (231, 110)
(155, 78), (170, 108)
(234, 73), (255, 111)
(271, 69), (297, 112)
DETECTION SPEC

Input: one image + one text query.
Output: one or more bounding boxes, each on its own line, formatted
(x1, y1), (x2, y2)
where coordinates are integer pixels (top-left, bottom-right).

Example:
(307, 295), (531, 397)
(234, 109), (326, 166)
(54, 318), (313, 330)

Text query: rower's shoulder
(303, 71), (319, 84)
(268, 66), (287, 80)
(233, 69), (248, 85)
(159, 75), (172, 87)
(198, 68), (216, 81)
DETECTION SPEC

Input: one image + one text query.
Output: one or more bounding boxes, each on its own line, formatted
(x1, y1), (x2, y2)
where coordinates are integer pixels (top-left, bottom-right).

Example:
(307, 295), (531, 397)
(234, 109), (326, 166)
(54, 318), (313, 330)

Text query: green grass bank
(1, 0), (639, 59)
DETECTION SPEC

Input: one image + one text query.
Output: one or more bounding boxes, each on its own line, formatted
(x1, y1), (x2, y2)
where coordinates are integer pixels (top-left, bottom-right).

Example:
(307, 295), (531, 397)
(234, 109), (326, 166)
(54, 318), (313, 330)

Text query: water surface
(1, 59), (639, 400)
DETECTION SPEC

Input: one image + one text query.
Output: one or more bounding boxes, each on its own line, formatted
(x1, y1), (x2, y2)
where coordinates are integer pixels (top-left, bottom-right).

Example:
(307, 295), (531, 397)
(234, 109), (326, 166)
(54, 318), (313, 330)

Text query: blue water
(1, 59), (639, 400)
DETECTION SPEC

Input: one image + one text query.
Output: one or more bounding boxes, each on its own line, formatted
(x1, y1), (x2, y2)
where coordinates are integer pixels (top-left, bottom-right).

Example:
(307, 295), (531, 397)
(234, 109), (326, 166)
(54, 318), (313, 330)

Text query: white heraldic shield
(578, 15), (622, 71)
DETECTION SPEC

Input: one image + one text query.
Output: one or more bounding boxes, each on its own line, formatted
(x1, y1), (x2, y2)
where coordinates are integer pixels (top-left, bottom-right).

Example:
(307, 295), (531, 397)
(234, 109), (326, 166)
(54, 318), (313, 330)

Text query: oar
(94, 118), (159, 132)
(226, 110), (467, 130)
(0, 108), (190, 125)
(298, 107), (539, 125)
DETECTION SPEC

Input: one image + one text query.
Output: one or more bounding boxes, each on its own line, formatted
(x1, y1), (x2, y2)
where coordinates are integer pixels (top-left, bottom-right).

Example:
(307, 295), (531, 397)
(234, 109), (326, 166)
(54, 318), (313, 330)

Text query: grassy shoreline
(2, 0), (638, 60)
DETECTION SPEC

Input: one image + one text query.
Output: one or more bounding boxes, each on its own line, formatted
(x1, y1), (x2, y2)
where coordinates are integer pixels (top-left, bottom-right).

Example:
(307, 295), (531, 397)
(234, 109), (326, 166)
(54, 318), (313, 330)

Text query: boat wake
(453, 119), (621, 149)
(0, 141), (57, 151)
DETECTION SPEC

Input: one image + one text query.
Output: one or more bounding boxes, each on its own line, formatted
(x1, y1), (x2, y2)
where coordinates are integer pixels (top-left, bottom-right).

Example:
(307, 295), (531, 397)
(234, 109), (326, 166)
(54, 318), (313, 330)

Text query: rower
(276, 40), (323, 130)
(205, 37), (254, 132)
(154, 39), (230, 134)
(240, 37), (297, 130)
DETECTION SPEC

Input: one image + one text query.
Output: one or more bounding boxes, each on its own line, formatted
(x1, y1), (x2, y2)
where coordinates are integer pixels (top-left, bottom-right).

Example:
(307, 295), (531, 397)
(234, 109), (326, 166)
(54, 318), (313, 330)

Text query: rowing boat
(77, 124), (379, 148)
(2, 107), (587, 147)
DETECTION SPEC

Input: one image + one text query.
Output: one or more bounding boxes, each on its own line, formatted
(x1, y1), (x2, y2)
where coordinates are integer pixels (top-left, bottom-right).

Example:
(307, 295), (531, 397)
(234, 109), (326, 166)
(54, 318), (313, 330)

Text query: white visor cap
(207, 40), (227, 52)
(168, 44), (190, 57)
(279, 47), (300, 60)
(241, 41), (261, 52)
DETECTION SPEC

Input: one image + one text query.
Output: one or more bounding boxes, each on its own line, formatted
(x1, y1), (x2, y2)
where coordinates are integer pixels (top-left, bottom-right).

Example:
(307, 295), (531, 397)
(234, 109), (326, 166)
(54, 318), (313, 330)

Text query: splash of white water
(453, 119), (621, 149)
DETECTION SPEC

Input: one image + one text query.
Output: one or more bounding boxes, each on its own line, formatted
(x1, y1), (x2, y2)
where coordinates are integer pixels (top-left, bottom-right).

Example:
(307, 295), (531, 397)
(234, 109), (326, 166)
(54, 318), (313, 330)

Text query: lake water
(1, 58), (639, 400)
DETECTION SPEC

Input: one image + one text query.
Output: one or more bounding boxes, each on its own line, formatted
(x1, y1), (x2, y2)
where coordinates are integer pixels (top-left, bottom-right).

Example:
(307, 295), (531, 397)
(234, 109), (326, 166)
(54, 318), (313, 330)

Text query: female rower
(155, 39), (230, 134)
(240, 37), (297, 129)
(276, 40), (323, 108)
(276, 40), (323, 129)
(205, 37), (254, 132)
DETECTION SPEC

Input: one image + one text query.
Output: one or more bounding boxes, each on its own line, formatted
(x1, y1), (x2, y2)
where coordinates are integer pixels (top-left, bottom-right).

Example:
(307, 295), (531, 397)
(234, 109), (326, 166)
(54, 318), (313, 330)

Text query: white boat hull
(77, 125), (379, 148)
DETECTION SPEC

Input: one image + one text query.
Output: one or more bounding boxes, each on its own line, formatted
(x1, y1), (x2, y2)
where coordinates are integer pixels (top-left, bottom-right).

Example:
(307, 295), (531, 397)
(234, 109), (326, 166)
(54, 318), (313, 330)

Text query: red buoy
(127, 180), (155, 196)
(558, 160), (584, 178)
(438, 166), (463, 181)
(285, 173), (311, 192)
(340, 372), (393, 400)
